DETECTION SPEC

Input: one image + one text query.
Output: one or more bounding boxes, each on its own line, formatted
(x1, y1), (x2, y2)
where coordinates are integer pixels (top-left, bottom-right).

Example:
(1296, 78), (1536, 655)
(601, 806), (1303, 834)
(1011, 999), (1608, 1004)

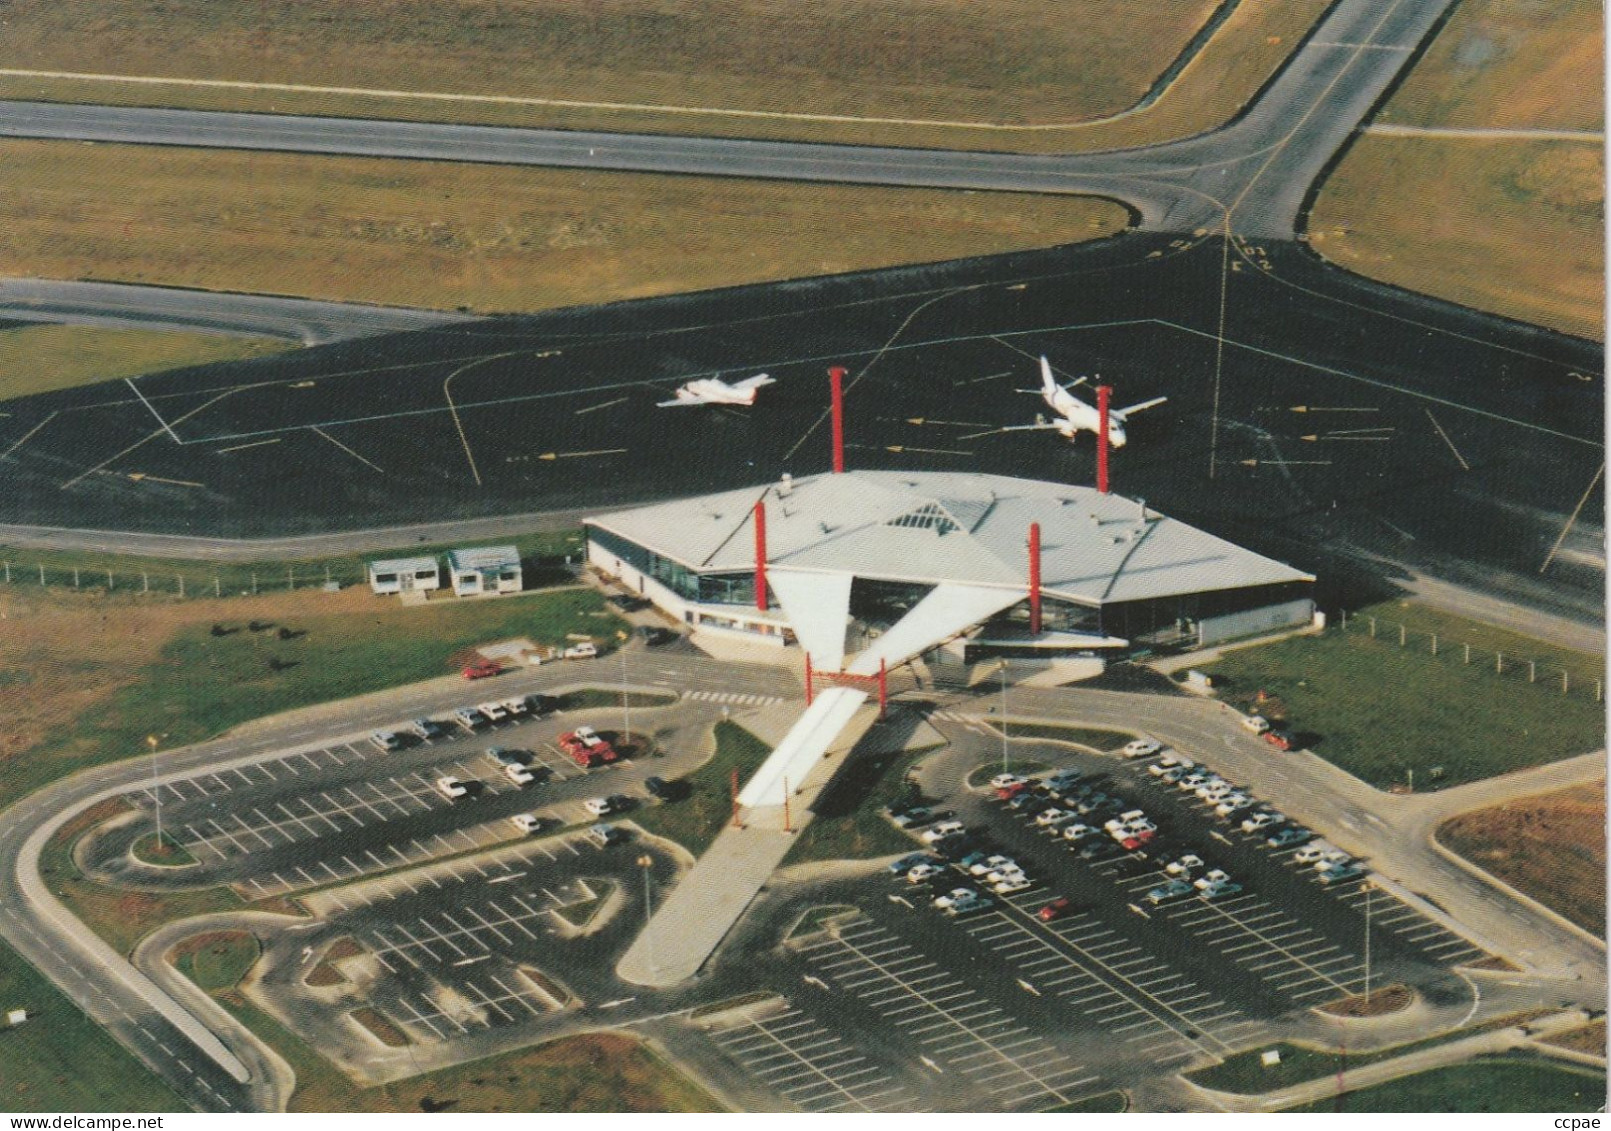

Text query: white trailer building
(447, 545), (523, 597)
(366, 555), (441, 596)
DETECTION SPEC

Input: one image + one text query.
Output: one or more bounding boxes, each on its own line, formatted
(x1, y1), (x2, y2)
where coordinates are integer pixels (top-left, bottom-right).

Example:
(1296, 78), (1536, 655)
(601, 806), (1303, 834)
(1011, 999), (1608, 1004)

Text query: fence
(1335, 608), (1602, 704)
(0, 559), (369, 599)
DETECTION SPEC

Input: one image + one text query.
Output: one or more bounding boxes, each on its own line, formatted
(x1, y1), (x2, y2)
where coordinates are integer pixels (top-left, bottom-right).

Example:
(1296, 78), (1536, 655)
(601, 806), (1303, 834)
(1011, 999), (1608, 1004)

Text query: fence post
(214, 576), (221, 598)
(177, 575), (184, 598)
(142, 571), (149, 593)
(1463, 643), (1470, 664)
(1596, 679), (1602, 703)
(1398, 624), (1406, 647)
(1340, 608), (1348, 629)
(251, 571), (258, 595)
(1430, 633), (1437, 656)
(72, 568), (79, 589)
(3, 561), (8, 583)
(1528, 660), (1535, 684)
(1496, 651), (1503, 674)
(1369, 616), (1376, 638)
(1563, 670), (1570, 695)
(38, 564), (44, 585)
(107, 570), (113, 590)
(288, 567), (294, 591)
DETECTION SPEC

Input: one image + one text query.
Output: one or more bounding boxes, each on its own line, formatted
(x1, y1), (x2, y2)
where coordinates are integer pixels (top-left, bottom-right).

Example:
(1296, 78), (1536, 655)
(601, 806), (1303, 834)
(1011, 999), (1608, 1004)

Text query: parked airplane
(657, 373), (775, 408)
(974, 356), (1165, 447)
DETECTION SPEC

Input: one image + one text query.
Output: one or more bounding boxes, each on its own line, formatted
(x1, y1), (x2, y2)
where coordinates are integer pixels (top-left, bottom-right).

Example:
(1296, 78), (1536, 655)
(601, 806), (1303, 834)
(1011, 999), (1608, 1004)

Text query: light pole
(146, 734), (163, 852)
(999, 659), (1010, 773)
(621, 649), (631, 753)
(637, 854), (655, 973)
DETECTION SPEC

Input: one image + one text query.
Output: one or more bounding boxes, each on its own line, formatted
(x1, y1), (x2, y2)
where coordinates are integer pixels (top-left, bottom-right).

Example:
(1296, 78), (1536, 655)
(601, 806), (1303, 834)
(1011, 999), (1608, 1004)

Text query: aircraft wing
(1116, 395), (1167, 417)
(962, 421), (1066, 439)
(730, 373), (774, 391)
(655, 396), (709, 408)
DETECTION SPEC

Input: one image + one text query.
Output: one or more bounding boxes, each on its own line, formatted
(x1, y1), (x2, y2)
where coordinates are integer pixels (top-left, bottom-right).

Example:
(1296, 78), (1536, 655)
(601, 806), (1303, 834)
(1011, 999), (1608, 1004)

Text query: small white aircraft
(976, 356), (1166, 447)
(656, 373), (775, 408)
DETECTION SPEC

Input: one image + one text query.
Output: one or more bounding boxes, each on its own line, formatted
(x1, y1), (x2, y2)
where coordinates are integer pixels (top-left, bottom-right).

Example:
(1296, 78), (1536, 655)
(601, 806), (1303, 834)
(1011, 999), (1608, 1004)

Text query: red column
(878, 658), (888, 720)
(1028, 522), (1042, 635)
(731, 768), (742, 828)
(1096, 385), (1112, 494)
(805, 653), (814, 705)
(829, 366), (846, 474)
(753, 499), (768, 611)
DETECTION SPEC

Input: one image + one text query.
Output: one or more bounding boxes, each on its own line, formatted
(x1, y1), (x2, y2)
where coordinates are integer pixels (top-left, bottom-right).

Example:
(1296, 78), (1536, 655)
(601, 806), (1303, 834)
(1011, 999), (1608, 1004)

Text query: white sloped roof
(586, 470), (1311, 606)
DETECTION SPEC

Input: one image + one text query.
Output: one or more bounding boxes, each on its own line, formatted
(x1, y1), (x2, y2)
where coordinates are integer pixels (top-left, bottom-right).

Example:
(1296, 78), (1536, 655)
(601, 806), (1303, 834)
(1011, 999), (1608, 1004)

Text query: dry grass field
(2, 140), (1130, 312)
(0, 0), (1328, 152)
(1309, 0), (1604, 338)
(0, 325), (292, 399)
(1310, 138), (1603, 339)
(1437, 782), (1606, 936)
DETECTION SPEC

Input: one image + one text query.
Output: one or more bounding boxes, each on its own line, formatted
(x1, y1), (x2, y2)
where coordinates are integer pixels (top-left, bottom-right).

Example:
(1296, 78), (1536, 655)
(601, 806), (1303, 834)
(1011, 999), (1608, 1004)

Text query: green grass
(1342, 602), (1604, 689)
(15, 586), (624, 801)
(1283, 1056), (1605, 1114)
(0, 939), (188, 1112)
(216, 989), (719, 1112)
(631, 721), (773, 856)
(0, 325), (293, 400)
(169, 930), (260, 993)
(556, 689), (677, 711)
(1201, 613), (1604, 790)
(1187, 1012), (1552, 1094)
(0, 529), (583, 599)
(783, 742), (944, 865)
(131, 831), (197, 867)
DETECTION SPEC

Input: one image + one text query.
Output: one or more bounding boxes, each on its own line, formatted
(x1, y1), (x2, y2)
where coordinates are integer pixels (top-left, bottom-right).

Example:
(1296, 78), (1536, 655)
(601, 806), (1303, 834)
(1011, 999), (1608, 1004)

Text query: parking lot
(95, 701), (673, 899)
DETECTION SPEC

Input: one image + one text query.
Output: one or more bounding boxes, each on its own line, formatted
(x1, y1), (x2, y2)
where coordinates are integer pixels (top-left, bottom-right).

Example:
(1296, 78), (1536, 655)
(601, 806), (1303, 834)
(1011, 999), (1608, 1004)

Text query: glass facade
(587, 525), (755, 606)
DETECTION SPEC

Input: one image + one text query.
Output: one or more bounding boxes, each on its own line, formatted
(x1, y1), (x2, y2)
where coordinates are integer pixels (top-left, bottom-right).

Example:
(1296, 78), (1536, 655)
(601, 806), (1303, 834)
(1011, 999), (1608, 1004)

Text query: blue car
(1266, 827), (1313, 849)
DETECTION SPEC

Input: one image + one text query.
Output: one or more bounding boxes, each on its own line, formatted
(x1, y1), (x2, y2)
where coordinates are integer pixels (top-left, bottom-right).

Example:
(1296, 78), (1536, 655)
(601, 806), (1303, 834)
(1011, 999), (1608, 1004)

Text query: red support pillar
(782, 776), (792, 832)
(753, 498), (768, 611)
(730, 768), (742, 828)
(805, 653), (815, 705)
(1096, 385), (1112, 494)
(1028, 522), (1042, 635)
(877, 658), (888, 720)
(829, 366), (846, 474)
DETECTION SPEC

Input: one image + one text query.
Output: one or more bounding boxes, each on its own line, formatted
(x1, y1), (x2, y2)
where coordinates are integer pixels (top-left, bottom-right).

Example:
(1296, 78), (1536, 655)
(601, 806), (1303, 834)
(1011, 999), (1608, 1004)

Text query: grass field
(168, 930), (260, 993)
(1, 141), (1131, 315)
(1187, 1011), (1551, 1094)
(1283, 1056), (1605, 1114)
(1438, 783), (1606, 935)
(0, 325), (292, 400)
(0, 0), (1307, 153)
(2, 582), (622, 801)
(1379, 0), (1603, 131)
(1309, 0), (1604, 339)
(631, 721), (772, 856)
(218, 989), (719, 1112)
(1309, 138), (1603, 339)
(984, 722), (1135, 752)
(1201, 607), (1604, 790)
(0, 939), (188, 1112)
(784, 740), (942, 865)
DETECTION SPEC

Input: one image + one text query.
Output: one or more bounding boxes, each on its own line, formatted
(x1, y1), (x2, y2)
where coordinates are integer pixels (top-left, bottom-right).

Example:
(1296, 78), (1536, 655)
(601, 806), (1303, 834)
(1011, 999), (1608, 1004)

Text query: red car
(462, 659), (501, 680)
(997, 782), (1031, 801)
(1264, 729), (1296, 751)
(1037, 897), (1073, 922)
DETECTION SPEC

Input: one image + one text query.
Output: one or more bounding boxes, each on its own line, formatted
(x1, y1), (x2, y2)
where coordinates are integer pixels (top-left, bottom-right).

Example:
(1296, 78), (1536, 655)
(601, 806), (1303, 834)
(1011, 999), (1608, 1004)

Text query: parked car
(969, 854), (1014, 877)
(888, 852), (939, 877)
(993, 874), (1032, 894)
(500, 696), (531, 716)
(369, 730), (403, 752)
(1316, 862), (1365, 885)
(1266, 826), (1312, 849)
(409, 718), (447, 741)
(562, 641), (599, 660)
(1147, 754), (1193, 778)
(1240, 714), (1271, 735)
(583, 796), (617, 817)
(1178, 772), (1210, 792)
(509, 813), (545, 834)
(1046, 770), (1083, 792)
(1241, 811), (1284, 834)
(435, 775), (468, 799)
(502, 761), (535, 785)
(1122, 737), (1163, 759)
(889, 806), (935, 829)
(1037, 896), (1074, 922)
(1193, 868), (1233, 892)
(906, 862), (946, 884)
(1295, 841), (1339, 866)
(1265, 729), (1296, 751)
(1061, 823), (1097, 843)
(453, 706), (488, 730)
(990, 772), (1028, 791)
(643, 775), (675, 801)
(1164, 854), (1205, 877)
(462, 659), (501, 680)
(1078, 839), (1122, 861)
(1158, 766), (1191, 785)
(1146, 878), (1194, 905)
(607, 593), (649, 611)
(1035, 807), (1075, 828)
(637, 626), (677, 646)
(477, 701), (510, 723)
(587, 823), (624, 847)
(1197, 875), (1243, 899)
(920, 821), (967, 844)
(997, 782), (1032, 801)
(1215, 794), (1256, 818)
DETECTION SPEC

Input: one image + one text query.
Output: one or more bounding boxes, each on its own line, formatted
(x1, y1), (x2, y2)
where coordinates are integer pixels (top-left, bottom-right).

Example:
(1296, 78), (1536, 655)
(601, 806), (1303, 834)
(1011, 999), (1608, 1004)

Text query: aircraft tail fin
(731, 373), (775, 391)
(1039, 356), (1058, 397)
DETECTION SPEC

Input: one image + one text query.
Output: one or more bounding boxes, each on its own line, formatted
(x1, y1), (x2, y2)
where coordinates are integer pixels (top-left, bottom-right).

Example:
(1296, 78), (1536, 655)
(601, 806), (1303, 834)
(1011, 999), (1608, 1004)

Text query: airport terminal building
(585, 470), (1314, 665)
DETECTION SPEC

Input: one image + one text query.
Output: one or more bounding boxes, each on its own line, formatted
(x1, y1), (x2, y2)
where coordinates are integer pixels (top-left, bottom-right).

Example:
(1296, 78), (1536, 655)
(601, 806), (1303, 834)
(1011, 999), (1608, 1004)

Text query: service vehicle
(1122, 737), (1163, 759)
(435, 775), (468, 799)
(369, 730), (403, 752)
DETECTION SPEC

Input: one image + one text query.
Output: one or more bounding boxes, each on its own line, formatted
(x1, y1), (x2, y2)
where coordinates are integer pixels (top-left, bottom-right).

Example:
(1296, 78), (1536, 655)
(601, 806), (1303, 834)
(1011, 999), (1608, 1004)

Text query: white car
(1316, 862), (1365, 885)
(1147, 754), (1193, 777)
(563, 641), (599, 660)
(586, 822), (622, 847)
(435, 775), (468, 800)
(1178, 772), (1210, 792)
(501, 696), (531, 716)
(1165, 854), (1205, 877)
(1200, 783), (1235, 804)
(970, 854), (1014, 876)
(993, 874), (1032, 894)
(990, 772), (1028, 790)
(906, 863), (946, 884)
(453, 706), (487, 730)
(477, 701), (510, 723)
(502, 761), (535, 786)
(1035, 808), (1073, 828)
(920, 820), (966, 844)
(1240, 714), (1271, 735)
(1062, 823), (1097, 842)
(1294, 841), (1339, 866)
(1193, 868), (1232, 891)
(1197, 876), (1243, 899)
(1122, 737), (1163, 759)
(583, 796), (616, 817)
(987, 865), (1027, 885)
(1215, 793), (1255, 818)
(1105, 809), (1147, 830)
(1312, 850), (1353, 872)
(932, 887), (976, 910)
(1241, 811), (1283, 834)
(369, 730), (403, 752)
(509, 813), (544, 834)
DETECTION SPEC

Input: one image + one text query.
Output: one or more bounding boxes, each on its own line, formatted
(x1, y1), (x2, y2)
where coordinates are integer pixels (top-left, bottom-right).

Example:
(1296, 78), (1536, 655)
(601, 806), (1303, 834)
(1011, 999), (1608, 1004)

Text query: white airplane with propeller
(971, 356), (1166, 447)
(656, 373), (775, 408)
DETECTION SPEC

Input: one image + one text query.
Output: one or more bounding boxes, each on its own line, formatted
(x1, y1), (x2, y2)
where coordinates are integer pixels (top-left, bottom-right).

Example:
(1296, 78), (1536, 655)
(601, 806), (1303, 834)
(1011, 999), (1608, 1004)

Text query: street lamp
(146, 734), (163, 853)
(637, 854), (655, 972)
(999, 659), (1010, 772)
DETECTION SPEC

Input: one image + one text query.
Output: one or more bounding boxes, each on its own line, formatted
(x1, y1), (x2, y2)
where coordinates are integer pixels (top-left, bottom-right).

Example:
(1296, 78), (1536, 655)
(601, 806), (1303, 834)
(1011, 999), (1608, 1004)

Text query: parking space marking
(708, 1005), (921, 1113)
(801, 922), (1100, 1111)
(1160, 895), (1364, 1001)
